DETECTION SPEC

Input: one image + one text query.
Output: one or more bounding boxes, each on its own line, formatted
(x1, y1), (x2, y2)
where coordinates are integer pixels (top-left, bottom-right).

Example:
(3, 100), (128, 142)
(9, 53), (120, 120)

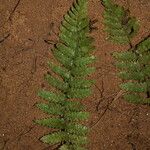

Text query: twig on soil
(128, 106), (139, 124)
(0, 126), (34, 149)
(94, 92), (118, 103)
(8, 0), (21, 21)
(90, 90), (124, 128)
(3, 125), (35, 149)
(44, 39), (56, 45)
(0, 33), (10, 43)
(0, 0), (21, 28)
(95, 79), (105, 111)
(107, 105), (129, 117)
(16, 126), (35, 141)
(31, 56), (37, 74)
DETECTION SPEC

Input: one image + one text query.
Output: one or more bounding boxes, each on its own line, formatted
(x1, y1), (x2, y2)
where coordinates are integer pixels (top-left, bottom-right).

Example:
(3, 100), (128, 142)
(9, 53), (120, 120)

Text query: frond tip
(102, 0), (139, 44)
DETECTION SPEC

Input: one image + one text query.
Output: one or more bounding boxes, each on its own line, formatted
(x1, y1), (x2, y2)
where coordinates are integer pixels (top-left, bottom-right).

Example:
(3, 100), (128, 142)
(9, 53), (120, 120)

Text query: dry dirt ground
(0, 0), (150, 150)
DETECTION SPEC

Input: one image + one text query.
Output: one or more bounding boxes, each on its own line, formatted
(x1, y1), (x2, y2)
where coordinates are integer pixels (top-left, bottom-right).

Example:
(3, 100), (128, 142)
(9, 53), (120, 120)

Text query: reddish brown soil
(0, 0), (150, 150)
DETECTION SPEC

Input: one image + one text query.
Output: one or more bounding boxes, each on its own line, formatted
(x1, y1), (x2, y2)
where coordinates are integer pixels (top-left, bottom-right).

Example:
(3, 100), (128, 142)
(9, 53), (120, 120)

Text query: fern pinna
(101, 0), (139, 45)
(34, 0), (95, 149)
(114, 36), (150, 104)
(102, 0), (150, 105)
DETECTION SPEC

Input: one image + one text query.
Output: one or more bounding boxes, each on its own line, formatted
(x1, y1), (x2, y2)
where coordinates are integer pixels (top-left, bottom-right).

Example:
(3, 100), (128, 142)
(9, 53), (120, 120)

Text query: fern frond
(36, 103), (63, 115)
(102, 0), (139, 44)
(65, 101), (84, 112)
(118, 71), (145, 81)
(139, 54), (150, 64)
(70, 78), (94, 88)
(71, 66), (95, 77)
(45, 74), (68, 91)
(48, 62), (70, 80)
(41, 132), (65, 144)
(40, 131), (87, 147)
(120, 82), (147, 93)
(114, 35), (150, 104)
(38, 90), (66, 103)
(74, 56), (96, 67)
(115, 61), (141, 71)
(34, 0), (95, 149)
(52, 48), (73, 69)
(67, 134), (87, 145)
(34, 118), (65, 129)
(113, 51), (137, 61)
(65, 111), (89, 121)
(137, 36), (150, 53)
(66, 123), (88, 136)
(123, 94), (150, 104)
(67, 88), (92, 99)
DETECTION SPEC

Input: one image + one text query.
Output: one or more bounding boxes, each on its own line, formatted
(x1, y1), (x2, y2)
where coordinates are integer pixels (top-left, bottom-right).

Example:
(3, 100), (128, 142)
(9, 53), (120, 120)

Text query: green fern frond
(48, 62), (70, 80)
(113, 51), (137, 61)
(65, 112), (89, 121)
(36, 103), (63, 115)
(118, 71), (145, 81)
(137, 37), (150, 53)
(35, 118), (65, 129)
(139, 54), (150, 64)
(71, 66), (95, 77)
(115, 61), (141, 71)
(102, 0), (139, 44)
(41, 132), (65, 144)
(66, 124), (88, 136)
(37, 90), (66, 103)
(120, 82), (147, 93)
(45, 74), (68, 91)
(69, 78), (94, 88)
(34, 0), (95, 149)
(123, 94), (150, 104)
(66, 134), (87, 145)
(74, 56), (96, 67)
(51, 48), (73, 69)
(40, 131), (88, 148)
(65, 101), (84, 112)
(114, 35), (150, 104)
(67, 88), (92, 99)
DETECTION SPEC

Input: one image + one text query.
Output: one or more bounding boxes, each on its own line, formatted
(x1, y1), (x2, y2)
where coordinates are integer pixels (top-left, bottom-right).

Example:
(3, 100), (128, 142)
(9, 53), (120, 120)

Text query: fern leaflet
(114, 36), (150, 104)
(102, 0), (139, 44)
